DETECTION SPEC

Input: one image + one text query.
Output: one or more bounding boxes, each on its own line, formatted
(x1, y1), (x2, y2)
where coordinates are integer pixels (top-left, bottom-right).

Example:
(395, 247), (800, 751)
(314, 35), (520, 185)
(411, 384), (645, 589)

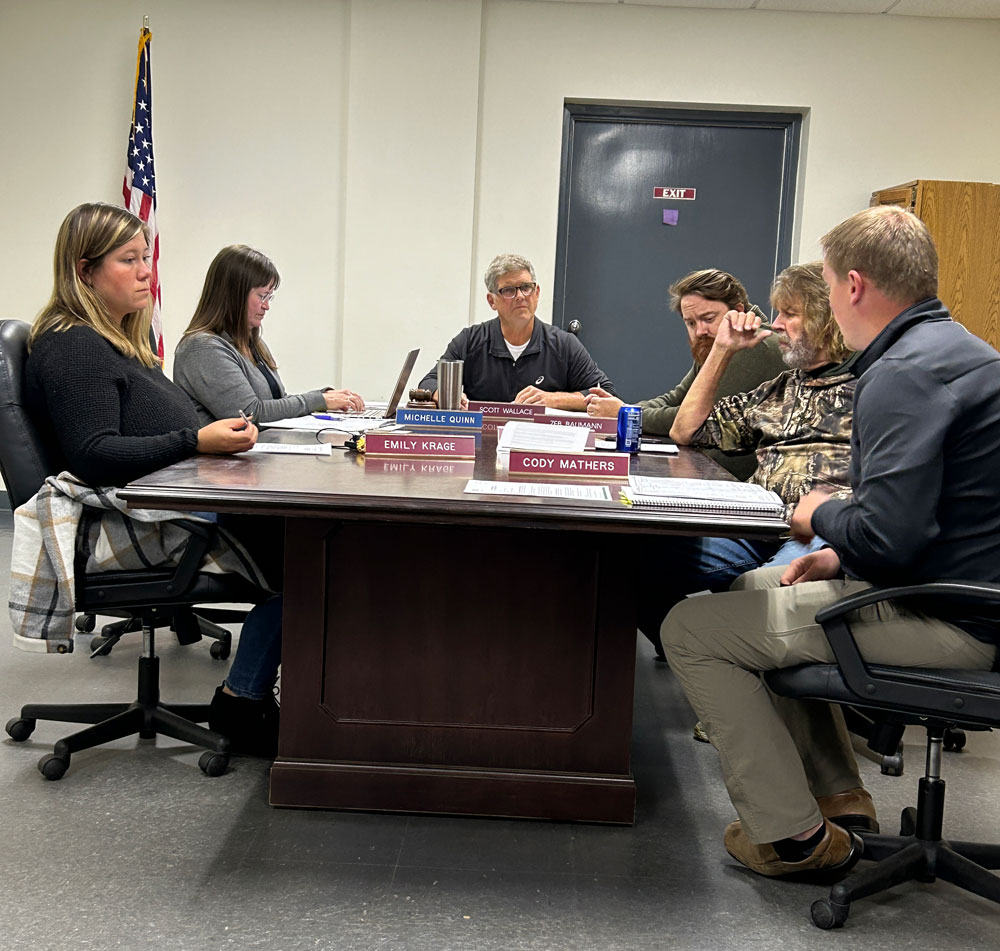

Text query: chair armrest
(169, 519), (217, 592)
(79, 517), (218, 606)
(814, 581), (1000, 724)
(816, 580), (1000, 625)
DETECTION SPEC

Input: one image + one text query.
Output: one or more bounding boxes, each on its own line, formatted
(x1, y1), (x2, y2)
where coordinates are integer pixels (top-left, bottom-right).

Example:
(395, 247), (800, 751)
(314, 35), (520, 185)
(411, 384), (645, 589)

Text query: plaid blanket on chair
(8, 472), (270, 653)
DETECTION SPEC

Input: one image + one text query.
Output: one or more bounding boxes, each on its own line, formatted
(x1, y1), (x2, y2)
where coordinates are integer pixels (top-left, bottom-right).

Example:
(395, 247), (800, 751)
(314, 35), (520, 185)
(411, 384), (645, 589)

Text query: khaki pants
(660, 565), (996, 844)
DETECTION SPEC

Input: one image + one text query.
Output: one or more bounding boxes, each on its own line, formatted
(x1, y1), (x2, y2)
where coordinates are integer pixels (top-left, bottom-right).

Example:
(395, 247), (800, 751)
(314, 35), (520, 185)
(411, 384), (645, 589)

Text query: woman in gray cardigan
(173, 245), (364, 424)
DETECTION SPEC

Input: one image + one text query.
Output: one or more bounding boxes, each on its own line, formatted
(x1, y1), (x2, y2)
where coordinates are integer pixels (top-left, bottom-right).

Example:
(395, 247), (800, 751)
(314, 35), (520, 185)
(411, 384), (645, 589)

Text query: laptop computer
(341, 348), (419, 418)
(313, 349), (420, 432)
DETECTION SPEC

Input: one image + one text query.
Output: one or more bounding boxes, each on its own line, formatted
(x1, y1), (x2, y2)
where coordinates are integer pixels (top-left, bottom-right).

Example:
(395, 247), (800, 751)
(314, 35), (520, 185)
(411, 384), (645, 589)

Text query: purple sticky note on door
(663, 209), (679, 226)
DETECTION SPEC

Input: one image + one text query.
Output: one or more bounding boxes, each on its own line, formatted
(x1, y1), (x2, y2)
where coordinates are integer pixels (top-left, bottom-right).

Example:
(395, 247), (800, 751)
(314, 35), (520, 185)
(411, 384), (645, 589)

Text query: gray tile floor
(1, 507), (998, 949)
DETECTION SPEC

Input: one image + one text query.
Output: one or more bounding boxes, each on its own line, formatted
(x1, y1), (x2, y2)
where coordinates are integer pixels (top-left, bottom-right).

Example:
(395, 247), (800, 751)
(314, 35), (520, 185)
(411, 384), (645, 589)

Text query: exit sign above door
(653, 187), (696, 200)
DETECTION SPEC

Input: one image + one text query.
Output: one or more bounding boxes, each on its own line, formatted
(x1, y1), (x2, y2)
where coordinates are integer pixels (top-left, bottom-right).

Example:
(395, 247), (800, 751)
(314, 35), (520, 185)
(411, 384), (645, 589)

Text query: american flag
(122, 27), (162, 359)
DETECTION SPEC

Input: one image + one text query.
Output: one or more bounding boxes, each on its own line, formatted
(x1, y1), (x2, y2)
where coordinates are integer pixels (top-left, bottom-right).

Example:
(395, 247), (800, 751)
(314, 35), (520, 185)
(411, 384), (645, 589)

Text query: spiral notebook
(620, 475), (785, 517)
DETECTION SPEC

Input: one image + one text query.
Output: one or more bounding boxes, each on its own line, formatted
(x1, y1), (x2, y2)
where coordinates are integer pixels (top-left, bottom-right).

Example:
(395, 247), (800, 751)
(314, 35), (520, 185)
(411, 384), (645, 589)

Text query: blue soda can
(616, 404), (642, 453)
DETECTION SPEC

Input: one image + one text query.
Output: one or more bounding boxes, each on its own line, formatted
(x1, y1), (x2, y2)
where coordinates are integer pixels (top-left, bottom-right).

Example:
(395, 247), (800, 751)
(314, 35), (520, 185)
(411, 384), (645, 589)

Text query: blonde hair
(771, 262), (850, 364)
(182, 245), (281, 369)
(821, 205), (938, 304)
(31, 203), (158, 367)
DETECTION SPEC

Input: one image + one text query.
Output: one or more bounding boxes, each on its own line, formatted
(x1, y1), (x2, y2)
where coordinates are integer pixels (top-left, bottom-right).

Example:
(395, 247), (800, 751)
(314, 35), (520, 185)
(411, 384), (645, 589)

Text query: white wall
(2, 0), (999, 397)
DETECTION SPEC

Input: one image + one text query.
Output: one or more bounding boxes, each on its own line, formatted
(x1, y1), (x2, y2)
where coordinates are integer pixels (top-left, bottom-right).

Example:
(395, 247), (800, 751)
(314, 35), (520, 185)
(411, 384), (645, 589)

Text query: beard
(690, 335), (714, 365)
(780, 335), (823, 370)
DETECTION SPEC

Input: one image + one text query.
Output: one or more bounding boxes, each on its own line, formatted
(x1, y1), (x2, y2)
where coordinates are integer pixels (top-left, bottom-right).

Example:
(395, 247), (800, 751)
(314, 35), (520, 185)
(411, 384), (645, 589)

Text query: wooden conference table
(120, 427), (787, 824)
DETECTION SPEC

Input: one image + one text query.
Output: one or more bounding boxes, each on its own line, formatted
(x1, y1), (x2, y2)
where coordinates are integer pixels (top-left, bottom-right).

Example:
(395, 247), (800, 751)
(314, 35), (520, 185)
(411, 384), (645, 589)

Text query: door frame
(552, 102), (803, 329)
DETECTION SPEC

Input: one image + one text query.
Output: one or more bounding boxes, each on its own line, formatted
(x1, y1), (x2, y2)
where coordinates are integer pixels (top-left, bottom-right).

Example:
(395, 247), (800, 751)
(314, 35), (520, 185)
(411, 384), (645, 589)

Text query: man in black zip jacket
(659, 206), (1000, 881)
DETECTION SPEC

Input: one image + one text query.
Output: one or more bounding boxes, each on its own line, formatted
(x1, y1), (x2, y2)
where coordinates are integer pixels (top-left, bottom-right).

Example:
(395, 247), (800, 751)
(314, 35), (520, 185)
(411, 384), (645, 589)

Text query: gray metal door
(553, 105), (800, 403)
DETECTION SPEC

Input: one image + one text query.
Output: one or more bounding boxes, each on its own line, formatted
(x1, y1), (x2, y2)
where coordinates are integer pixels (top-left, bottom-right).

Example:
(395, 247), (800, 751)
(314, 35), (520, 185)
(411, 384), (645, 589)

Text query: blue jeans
(636, 534), (826, 652)
(192, 512), (283, 699)
(224, 595), (283, 699)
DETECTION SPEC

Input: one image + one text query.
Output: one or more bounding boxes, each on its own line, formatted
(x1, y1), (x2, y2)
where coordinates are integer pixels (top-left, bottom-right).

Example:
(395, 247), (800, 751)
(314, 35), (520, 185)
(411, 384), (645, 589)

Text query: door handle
(568, 319), (582, 335)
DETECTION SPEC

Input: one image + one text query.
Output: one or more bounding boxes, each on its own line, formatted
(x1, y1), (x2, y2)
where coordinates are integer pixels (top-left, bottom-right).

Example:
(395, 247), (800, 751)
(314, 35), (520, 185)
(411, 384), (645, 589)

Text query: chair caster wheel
(199, 751), (229, 776)
(880, 751), (903, 776)
(38, 753), (70, 781)
(899, 806), (917, 837)
(943, 728), (966, 752)
(75, 614), (96, 633)
(6, 717), (36, 741)
(811, 898), (849, 929)
(90, 635), (114, 657)
(210, 636), (231, 661)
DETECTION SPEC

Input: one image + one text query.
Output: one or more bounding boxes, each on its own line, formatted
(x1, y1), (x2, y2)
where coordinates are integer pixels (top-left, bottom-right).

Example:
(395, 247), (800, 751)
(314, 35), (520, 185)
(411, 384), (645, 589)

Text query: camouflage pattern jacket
(690, 353), (859, 505)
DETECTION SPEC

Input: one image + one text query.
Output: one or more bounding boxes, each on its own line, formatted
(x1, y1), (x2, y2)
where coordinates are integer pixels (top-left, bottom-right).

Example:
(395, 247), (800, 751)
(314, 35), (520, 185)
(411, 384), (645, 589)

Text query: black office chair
(0, 318), (265, 779)
(765, 583), (1000, 929)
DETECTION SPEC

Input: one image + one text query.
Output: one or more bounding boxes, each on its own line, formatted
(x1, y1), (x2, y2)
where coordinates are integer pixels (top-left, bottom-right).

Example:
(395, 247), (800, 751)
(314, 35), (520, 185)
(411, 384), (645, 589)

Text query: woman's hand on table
(197, 418), (258, 455)
(324, 388), (365, 412)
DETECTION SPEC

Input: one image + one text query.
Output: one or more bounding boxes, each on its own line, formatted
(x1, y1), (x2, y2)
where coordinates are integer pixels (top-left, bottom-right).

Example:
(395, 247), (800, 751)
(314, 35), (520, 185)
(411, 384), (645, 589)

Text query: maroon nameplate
(509, 450), (630, 479)
(467, 401), (546, 419)
(364, 432), (476, 458)
(542, 415), (617, 435)
(365, 458), (476, 477)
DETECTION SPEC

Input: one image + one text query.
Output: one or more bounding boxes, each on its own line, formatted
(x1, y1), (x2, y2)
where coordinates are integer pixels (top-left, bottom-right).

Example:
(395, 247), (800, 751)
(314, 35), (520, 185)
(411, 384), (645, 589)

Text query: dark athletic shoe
(208, 685), (279, 758)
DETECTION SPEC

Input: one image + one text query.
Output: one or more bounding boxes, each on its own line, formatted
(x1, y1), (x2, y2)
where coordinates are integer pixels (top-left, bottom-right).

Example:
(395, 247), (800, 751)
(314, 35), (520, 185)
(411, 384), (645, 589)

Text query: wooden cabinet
(870, 180), (1000, 351)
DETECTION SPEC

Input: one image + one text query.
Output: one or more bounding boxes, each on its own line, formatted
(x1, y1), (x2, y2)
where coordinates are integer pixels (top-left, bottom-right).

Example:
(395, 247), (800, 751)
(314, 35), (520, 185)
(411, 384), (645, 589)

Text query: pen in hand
(239, 410), (254, 429)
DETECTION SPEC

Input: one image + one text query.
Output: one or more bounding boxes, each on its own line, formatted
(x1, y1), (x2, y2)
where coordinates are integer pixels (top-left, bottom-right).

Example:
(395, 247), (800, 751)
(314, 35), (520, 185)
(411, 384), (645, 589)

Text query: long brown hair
(31, 203), (158, 367)
(182, 245), (281, 369)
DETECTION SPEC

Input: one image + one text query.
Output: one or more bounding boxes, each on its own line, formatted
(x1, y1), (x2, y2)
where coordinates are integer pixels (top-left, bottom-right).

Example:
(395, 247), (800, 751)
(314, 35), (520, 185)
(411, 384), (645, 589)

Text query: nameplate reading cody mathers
(364, 432), (477, 458)
(509, 450), (630, 479)
(542, 415), (617, 435)
(396, 408), (483, 429)
(467, 401), (546, 419)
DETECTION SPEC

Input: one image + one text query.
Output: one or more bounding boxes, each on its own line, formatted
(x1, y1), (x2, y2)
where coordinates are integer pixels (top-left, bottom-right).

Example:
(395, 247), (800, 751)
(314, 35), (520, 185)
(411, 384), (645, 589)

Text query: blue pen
(313, 413), (339, 420)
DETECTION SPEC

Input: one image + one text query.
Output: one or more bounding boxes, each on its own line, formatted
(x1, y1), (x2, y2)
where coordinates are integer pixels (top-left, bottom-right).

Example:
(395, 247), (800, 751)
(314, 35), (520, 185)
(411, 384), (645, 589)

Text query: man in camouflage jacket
(636, 263), (855, 658)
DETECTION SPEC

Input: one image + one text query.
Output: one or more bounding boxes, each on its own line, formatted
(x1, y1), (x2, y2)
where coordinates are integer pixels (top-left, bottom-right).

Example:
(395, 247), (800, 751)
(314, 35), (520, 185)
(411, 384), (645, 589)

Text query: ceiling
(536, 1), (1000, 20)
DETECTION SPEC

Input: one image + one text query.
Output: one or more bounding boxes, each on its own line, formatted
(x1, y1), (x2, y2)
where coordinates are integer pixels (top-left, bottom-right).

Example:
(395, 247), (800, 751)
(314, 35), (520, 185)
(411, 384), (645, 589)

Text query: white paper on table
(464, 480), (612, 501)
(627, 475), (781, 504)
(247, 442), (332, 455)
(262, 416), (330, 431)
(496, 421), (590, 453)
(263, 416), (400, 434)
(638, 442), (679, 454)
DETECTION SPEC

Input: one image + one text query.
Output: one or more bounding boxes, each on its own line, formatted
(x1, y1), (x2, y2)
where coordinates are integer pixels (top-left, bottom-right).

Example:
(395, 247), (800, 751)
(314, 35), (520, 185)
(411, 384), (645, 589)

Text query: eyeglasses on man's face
(495, 282), (537, 300)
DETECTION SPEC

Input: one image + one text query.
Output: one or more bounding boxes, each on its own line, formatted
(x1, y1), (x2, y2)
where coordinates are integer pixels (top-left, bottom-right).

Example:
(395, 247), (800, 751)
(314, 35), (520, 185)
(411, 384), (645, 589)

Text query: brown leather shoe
(817, 786), (879, 834)
(724, 818), (863, 880)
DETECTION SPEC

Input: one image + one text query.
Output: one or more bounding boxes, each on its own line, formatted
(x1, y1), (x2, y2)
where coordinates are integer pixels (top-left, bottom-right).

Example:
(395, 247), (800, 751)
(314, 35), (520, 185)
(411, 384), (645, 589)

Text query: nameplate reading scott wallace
(509, 450), (630, 479)
(364, 431), (477, 458)
(395, 408), (483, 429)
(466, 401), (546, 419)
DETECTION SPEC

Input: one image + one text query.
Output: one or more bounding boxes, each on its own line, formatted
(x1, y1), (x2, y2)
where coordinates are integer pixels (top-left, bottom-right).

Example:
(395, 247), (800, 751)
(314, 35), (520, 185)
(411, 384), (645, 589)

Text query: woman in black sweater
(25, 202), (281, 756)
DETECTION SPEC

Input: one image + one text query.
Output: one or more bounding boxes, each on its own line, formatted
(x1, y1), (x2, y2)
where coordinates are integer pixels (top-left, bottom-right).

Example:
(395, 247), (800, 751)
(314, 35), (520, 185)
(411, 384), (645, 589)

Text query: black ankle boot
(209, 686), (280, 758)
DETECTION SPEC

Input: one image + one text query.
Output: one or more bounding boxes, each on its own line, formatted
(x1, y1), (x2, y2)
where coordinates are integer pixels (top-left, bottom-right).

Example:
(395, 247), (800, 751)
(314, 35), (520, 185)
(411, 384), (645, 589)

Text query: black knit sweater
(26, 325), (200, 487)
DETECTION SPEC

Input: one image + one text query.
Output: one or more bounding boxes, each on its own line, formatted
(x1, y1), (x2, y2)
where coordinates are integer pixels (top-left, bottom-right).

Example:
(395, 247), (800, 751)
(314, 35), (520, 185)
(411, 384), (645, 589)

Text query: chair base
(810, 778), (1000, 928)
(80, 608), (234, 660)
(5, 655), (229, 779)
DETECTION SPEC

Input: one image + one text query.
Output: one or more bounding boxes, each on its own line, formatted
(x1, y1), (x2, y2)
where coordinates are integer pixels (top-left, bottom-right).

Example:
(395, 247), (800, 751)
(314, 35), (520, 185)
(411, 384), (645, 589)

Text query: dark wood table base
(271, 518), (638, 824)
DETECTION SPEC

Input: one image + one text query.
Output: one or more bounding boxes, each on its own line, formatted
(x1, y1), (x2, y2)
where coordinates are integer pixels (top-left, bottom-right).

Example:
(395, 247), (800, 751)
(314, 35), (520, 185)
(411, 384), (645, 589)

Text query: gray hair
(484, 253), (536, 293)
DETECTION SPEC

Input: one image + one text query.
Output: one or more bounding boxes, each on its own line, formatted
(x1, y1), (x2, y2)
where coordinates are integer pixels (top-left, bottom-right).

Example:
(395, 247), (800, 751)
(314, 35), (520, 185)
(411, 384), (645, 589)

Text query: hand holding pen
(196, 412), (258, 455)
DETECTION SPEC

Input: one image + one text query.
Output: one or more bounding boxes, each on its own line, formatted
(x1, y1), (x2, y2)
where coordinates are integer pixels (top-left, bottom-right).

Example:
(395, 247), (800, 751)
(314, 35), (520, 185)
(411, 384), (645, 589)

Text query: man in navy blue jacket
(660, 206), (1000, 880)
